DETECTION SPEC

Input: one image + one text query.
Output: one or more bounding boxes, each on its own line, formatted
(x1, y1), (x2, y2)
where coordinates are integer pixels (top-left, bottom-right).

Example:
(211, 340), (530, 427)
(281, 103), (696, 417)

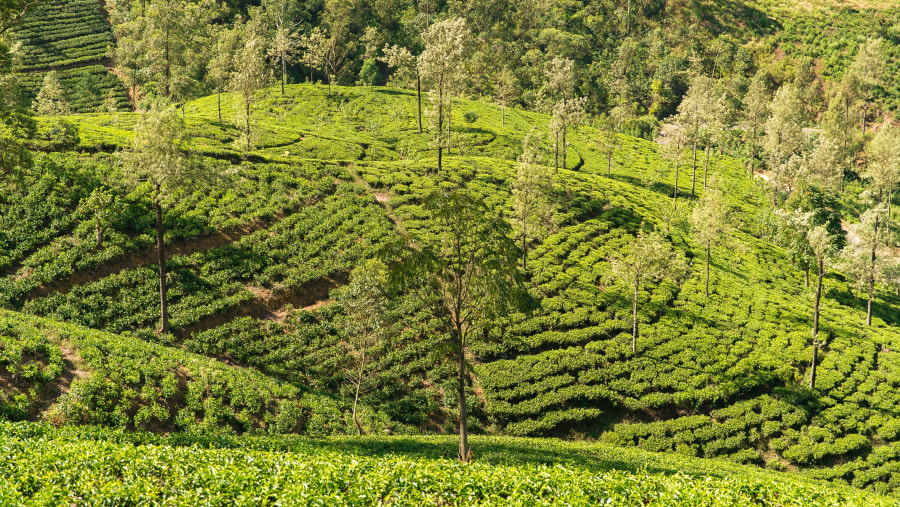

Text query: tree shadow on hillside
(690, 0), (781, 36)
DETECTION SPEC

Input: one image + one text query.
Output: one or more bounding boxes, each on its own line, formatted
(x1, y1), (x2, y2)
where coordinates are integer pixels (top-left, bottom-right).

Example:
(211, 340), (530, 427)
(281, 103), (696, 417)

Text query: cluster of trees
(97, 0), (801, 138)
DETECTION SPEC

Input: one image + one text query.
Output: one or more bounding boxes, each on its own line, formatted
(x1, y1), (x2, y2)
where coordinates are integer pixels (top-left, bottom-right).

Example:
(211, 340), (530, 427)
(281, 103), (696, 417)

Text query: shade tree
(121, 105), (213, 335)
(230, 18), (271, 151)
(511, 132), (556, 272)
(609, 228), (686, 354)
(691, 179), (730, 297)
(418, 17), (472, 172)
(385, 190), (533, 462)
(338, 259), (392, 436)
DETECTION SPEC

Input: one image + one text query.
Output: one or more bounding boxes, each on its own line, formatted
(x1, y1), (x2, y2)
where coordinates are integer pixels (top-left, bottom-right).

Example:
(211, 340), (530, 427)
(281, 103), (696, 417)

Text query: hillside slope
(0, 309), (389, 435)
(4, 84), (900, 494)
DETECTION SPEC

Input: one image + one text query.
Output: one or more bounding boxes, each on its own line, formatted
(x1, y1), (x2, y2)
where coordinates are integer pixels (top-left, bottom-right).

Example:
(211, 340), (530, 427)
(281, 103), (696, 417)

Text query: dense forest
(5, 0), (900, 504)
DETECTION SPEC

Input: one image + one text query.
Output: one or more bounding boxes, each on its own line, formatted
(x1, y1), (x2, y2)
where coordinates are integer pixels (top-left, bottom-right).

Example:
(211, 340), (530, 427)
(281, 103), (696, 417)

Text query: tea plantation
(4, 83), (900, 501)
(0, 421), (893, 505)
(10, 0), (130, 112)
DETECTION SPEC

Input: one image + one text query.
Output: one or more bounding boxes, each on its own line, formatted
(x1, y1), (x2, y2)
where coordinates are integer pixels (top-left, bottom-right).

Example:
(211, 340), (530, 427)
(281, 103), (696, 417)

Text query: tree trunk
(691, 139), (698, 196)
(703, 145), (711, 190)
(631, 277), (639, 353)
(95, 221), (103, 247)
(280, 50), (286, 95)
(416, 71), (423, 134)
(868, 215), (879, 326)
(437, 81), (444, 173)
(456, 341), (470, 462)
(673, 157), (679, 212)
(352, 380), (363, 436)
(888, 186), (894, 245)
(554, 131), (559, 174)
(245, 99), (251, 151)
(522, 216), (528, 272)
(154, 186), (170, 335)
(164, 24), (171, 99)
(810, 256), (824, 389)
(446, 95), (452, 155)
(809, 340), (818, 390)
(561, 127), (567, 170)
(705, 244), (710, 298)
(216, 85), (222, 123)
(805, 266), (809, 288)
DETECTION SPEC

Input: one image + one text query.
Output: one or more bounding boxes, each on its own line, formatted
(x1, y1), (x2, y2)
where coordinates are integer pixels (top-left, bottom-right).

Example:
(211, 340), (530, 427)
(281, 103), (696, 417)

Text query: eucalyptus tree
(496, 68), (518, 127)
(596, 115), (620, 178)
(230, 18), (271, 151)
(262, 0), (301, 95)
(418, 17), (472, 172)
(609, 229), (685, 353)
(121, 105), (212, 335)
(863, 125), (900, 239)
(742, 69), (772, 163)
(208, 24), (238, 122)
(839, 206), (888, 326)
(763, 84), (807, 205)
(691, 180), (730, 297)
(511, 132), (556, 271)
(385, 190), (533, 462)
(672, 75), (721, 196)
(548, 97), (585, 172)
(339, 259), (392, 436)
(777, 185), (845, 389)
(299, 27), (327, 84)
(843, 38), (885, 134)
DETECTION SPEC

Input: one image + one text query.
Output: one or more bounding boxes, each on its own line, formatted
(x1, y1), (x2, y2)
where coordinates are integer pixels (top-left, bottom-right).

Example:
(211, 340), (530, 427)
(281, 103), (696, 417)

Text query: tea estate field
(5, 84), (900, 498)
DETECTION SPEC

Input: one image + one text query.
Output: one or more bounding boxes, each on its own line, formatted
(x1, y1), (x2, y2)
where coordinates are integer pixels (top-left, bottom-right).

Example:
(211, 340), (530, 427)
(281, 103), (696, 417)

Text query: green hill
(3, 84), (900, 496)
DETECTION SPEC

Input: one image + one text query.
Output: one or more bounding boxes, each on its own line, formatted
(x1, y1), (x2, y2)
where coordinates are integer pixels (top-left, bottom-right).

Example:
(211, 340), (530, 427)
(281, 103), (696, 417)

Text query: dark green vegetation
(1, 421), (893, 505)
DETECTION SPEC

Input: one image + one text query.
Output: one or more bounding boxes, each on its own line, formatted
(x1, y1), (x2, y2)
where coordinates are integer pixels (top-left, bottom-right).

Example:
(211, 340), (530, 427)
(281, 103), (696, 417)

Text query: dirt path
(24, 216), (282, 302)
(176, 273), (347, 340)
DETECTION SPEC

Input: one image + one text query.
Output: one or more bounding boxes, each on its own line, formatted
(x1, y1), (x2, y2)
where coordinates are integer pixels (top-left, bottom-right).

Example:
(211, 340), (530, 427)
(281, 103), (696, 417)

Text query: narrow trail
(23, 216), (282, 302)
(177, 273), (347, 340)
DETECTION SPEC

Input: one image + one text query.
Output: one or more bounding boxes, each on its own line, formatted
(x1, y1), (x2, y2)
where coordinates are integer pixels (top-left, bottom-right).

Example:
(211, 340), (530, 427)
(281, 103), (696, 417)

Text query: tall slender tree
(609, 229), (685, 353)
(418, 18), (472, 172)
(122, 105), (210, 335)
(339, 259), (391, 436)
(386, 190), (533, 463)
(230, 19), (271, 151)
(511, 132), (556, 271)
(691, 180), (730, 297)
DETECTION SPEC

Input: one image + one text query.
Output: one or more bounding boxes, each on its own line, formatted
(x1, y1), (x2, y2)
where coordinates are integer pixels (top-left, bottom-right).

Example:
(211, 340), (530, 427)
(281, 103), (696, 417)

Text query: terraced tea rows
(11, 0), (129, 113)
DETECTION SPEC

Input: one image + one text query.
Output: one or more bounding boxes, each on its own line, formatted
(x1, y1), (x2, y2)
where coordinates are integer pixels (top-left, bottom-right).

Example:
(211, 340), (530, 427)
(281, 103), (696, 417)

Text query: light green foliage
(510, 132), (556, 270)
(609, 229), (686, 352)
(32, 71), (70, 116)
(0, 423), (893, 505)
(230, 18), (271, 151)
(763, 83), (807, 200)
(691, 180), (730, 296)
